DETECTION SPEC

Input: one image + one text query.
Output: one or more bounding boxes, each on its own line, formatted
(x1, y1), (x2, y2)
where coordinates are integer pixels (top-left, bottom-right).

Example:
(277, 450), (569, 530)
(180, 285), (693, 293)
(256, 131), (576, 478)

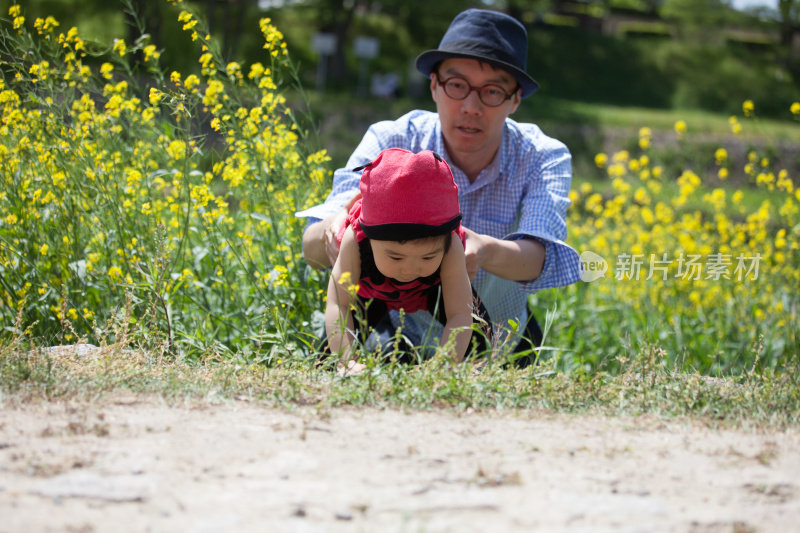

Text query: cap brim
(360, 216), (462, 241)
(415, 50), (539, 98)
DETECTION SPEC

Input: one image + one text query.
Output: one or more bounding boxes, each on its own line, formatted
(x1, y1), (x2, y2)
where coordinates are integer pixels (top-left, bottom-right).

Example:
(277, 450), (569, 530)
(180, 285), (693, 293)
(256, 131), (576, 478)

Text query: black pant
(320, 295), (542, 368)
(508, 311), (543, 368)
(320, 287), (493, 364)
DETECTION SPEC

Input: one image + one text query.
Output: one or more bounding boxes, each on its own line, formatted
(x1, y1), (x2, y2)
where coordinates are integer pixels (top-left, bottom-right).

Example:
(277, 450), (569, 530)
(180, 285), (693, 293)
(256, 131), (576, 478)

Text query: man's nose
(460, 89), (483, 113)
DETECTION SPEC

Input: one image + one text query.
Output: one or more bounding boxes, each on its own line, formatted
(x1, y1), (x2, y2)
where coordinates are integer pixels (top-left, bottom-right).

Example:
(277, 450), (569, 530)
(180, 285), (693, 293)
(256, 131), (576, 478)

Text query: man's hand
(321, 208), (348, 266)
(462, 227), (487, 281)
(302, 192), (360, 269)
(462, 227), (546, 282)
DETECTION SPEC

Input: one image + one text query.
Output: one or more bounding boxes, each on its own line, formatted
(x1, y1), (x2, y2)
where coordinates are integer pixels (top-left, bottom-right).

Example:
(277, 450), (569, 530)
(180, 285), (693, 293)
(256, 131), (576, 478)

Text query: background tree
(778, 0), (800, 75)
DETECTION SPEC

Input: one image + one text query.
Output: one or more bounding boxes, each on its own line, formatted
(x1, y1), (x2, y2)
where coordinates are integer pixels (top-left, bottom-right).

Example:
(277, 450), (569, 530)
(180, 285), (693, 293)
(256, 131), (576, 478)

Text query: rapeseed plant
(543, 99), (798, 373)
(0, 2), (329, 358)
(1, 2), (796, 377)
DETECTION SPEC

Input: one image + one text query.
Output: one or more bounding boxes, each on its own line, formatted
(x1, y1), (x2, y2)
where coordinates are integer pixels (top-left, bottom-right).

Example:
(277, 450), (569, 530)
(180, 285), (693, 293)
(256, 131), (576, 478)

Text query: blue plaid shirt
(298, 110), (581, 345)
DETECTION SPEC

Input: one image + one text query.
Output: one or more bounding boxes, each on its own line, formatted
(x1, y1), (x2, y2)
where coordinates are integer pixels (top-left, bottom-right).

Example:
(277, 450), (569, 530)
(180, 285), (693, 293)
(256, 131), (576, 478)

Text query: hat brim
(415, 50), (539, 98)
(360, 216), (462, 242)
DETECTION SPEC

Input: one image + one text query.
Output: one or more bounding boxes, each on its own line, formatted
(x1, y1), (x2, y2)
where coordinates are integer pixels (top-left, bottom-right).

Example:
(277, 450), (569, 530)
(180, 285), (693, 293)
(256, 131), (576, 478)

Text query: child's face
(369, 237), (446, 283)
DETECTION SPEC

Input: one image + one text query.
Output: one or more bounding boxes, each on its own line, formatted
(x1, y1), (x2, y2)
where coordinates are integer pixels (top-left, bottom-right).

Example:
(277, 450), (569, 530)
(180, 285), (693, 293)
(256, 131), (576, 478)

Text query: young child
(324, 148), (490, 375)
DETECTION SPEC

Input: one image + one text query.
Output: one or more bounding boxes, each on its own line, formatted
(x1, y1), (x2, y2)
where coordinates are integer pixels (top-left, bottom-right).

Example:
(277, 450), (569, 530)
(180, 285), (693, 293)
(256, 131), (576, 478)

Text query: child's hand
(337, 360), (367, 377)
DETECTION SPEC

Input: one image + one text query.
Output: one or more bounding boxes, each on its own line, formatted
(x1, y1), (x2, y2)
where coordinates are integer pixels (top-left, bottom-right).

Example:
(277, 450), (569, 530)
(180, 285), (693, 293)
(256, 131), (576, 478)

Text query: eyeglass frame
(433, 73), (519, 107)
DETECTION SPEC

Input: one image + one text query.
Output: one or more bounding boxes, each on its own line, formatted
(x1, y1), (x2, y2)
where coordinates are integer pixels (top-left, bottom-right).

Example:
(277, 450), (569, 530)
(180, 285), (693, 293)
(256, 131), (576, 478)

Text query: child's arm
(438, 236), (475, 363)
(324, 227), (362, 367)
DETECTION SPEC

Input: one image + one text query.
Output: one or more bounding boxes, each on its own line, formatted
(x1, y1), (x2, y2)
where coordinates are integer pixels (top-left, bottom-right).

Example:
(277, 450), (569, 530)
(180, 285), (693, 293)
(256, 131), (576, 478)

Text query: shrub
(0, 2), (330, 360)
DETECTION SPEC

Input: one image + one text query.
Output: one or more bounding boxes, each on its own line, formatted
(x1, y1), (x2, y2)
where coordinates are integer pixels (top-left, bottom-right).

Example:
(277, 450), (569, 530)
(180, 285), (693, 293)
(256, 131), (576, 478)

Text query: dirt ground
(1, 395), (798, 533)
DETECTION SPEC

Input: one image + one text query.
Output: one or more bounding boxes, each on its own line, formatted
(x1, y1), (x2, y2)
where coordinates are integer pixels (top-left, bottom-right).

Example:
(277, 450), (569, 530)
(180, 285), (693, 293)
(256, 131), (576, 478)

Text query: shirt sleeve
(505, 128), (581, 291)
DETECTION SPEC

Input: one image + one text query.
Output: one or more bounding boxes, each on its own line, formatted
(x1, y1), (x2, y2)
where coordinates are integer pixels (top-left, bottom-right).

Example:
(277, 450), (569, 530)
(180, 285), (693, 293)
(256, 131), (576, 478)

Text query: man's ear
(508, 89), (522, 114)
(429, 73), (438, 101)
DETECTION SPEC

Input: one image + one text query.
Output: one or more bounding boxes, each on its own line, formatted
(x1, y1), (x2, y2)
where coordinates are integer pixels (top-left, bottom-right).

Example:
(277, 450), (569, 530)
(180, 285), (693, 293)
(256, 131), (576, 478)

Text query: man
(299, 8), (581, 365)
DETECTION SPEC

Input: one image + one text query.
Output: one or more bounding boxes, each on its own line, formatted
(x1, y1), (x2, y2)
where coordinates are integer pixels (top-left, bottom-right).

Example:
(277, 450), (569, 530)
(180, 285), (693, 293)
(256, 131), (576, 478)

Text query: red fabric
(356, 267), (436, 313)
(333, 149), (465, 313)
(359, 148), (460, 229)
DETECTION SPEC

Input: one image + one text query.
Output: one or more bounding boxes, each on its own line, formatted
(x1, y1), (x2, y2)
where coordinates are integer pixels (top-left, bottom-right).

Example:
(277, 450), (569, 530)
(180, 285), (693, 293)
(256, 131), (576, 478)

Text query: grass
(2, 4), (797, 427)
(2, 339), (798, 429)
(525, 95), (800, 140)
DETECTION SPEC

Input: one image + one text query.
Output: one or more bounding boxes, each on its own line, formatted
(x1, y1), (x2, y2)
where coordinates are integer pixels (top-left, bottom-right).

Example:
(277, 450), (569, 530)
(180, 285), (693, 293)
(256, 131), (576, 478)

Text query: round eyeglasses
(435, 74), (518, 107)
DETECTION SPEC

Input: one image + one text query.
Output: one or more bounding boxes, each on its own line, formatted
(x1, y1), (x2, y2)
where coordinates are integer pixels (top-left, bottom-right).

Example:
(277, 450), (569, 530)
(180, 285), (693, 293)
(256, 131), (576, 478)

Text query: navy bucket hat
(415, 9), (539, 98)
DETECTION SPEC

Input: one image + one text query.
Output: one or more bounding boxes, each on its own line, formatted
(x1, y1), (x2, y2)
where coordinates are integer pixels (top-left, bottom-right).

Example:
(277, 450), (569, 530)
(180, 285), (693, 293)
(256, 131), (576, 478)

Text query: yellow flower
(775, 229), (786, 249)
(638, 127), (651, 150)
(703, 188), (726, 211)
(100, 62), (114, 80)
(113, 38), (127, 57)
(249, 62), (265, 80)
(226, 62), (242, 79)
(199, 52), (214, 70)
(180, 12), (198, 31)
(791, 102), (800, 116)
(594, 153), (608, 168)
(34, 16), (59, 34)
(634, 187), (650, 205)
(167, 140), (186, 160)
(149, 87), (162, 105)
(729, 116), (742, 135)
(612, 150), (629, 163)
(184, 74), (200, 90)
(742, 99), (754, 117)
(29, 60), (50, 82)
(674, 120), (687, 138)
(108, 266), (123, 281)
(10, 4), (24, 31)
(143, 44), (160, 62)
(40, 243), (49, 255)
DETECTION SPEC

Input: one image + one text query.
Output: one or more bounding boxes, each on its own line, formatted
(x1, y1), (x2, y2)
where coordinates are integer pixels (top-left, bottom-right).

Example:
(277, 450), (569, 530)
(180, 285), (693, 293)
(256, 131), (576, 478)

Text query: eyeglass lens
(440, 77), (510, 107)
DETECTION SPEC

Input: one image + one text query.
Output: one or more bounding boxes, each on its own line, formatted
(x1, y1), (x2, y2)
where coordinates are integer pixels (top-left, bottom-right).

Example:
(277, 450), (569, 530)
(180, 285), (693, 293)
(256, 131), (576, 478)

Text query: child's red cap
(357, 148), (461, 241)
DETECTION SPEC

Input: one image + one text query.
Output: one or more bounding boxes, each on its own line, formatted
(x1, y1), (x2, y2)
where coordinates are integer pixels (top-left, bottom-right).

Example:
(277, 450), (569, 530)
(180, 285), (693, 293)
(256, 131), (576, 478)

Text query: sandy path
(0, 396), (798, 533)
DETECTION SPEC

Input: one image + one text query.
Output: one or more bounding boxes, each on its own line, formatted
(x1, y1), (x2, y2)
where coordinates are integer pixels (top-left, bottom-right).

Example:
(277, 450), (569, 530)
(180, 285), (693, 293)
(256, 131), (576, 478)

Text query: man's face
(430, 58), (521, 167)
